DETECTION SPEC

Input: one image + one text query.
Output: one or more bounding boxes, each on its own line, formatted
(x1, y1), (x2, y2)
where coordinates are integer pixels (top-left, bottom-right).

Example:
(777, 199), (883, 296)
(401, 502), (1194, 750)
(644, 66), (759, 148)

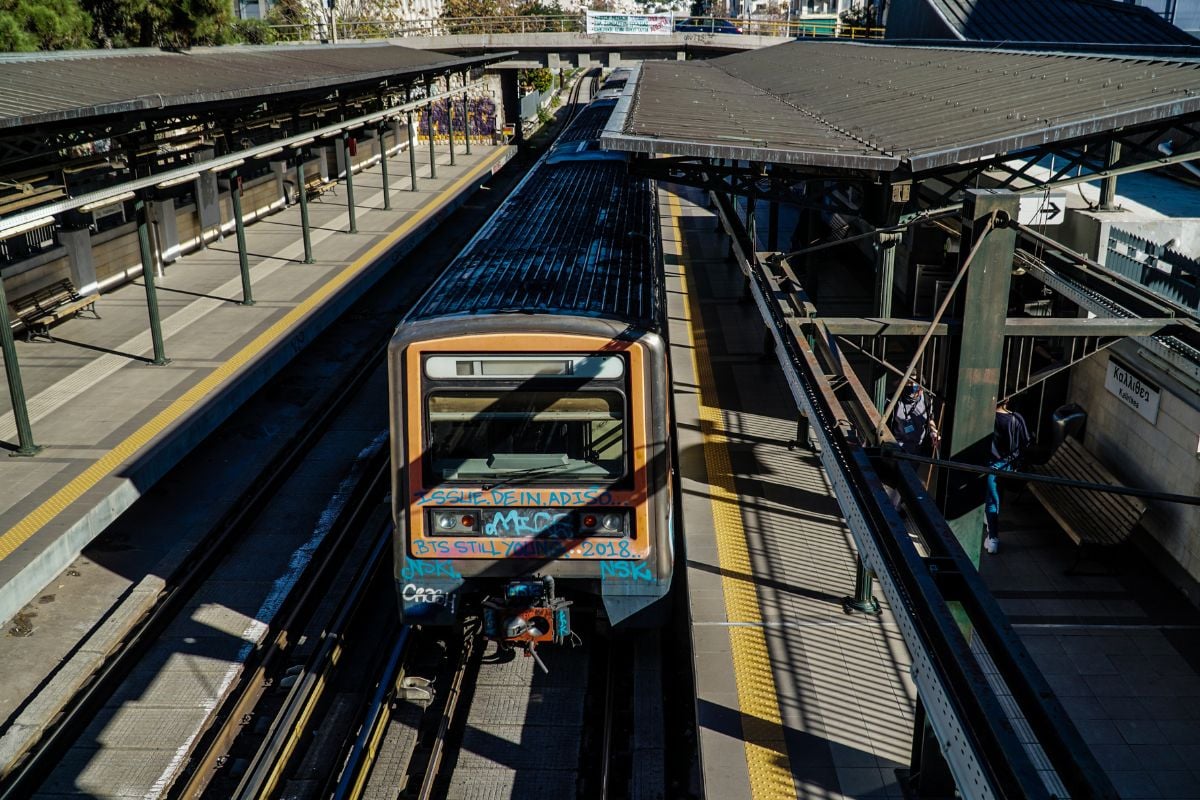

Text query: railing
(266, 15), (884, 42)
(0, 220), (59, 266)
(1106, 226), (1200, 310)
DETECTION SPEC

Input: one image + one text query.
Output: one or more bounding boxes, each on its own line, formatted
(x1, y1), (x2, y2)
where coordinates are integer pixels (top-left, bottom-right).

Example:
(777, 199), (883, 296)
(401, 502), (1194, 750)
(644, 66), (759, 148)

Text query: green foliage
(266, 0), (313, 40)
(232, 17), (275, 44)
(82, 0), (159, 48)
(516, 0), (557, 15)
(442, 0), (501, 28)
(519, 67), (553, 95)
(0, 11), (38, 50)
(838, 2), (877, 28)
(0, 0), (92, 51)
(537, 106), (551, 125)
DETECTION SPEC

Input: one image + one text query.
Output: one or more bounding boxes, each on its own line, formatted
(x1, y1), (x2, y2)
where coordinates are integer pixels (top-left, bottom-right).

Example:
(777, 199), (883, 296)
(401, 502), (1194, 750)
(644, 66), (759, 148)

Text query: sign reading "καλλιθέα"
(1104, 357), (1160, 424)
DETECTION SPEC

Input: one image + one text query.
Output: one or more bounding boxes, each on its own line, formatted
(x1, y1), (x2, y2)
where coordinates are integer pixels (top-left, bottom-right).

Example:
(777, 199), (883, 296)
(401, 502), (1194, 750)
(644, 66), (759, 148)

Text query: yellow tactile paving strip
(0, 147), (511, 562)
(666, 189), (797, 799)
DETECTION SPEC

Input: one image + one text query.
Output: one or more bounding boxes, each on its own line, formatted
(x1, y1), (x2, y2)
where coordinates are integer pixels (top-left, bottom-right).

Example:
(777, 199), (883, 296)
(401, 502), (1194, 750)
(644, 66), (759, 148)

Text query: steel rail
(0, 311), (392, 800)
(415, 631), (477, 800)
(177, 457), (391, 799)
(332, 627), (412, 800)
(598, 643), (617, 800)
(232, 515), (396, 799)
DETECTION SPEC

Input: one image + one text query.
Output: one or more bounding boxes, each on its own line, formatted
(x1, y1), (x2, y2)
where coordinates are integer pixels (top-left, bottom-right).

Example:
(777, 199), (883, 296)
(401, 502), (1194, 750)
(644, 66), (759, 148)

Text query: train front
(388, 321), (672, 650)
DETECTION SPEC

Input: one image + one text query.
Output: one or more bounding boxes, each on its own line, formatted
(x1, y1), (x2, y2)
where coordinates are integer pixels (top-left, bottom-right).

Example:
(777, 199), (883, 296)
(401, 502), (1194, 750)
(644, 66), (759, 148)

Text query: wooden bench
(9, 279), (100, 342)
(1028, 435), (1146, 573)
(304, 175), (337, 201)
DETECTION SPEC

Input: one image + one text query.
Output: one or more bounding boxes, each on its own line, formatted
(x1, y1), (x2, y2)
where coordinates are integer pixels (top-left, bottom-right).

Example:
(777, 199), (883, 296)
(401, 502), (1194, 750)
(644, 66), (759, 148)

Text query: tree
(82, 0), (155, 47)
(838, 2), (877, 29)
(232, 17), (276, 43)
(519, 67), (552, 94)
(265, 0), (313, 40)
(0, 0), (92, 51)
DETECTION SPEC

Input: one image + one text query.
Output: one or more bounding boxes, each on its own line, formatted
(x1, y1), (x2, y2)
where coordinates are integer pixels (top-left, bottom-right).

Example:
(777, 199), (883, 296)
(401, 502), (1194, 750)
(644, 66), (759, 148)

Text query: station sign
(1017, 192), (1067, 226)
(1104, 356), (1160, 424)
(586, 11), (673, 35)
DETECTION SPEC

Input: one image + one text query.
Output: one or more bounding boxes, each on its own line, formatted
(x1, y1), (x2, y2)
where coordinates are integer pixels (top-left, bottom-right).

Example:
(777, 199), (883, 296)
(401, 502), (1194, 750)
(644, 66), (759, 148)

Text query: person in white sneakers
(985, 399), (1031, 554)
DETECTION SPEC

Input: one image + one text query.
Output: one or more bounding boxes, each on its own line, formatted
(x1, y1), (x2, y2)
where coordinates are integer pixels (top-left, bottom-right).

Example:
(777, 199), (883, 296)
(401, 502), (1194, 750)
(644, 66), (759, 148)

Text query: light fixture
(0, 215), (55, 240)
(79, 192), (135, 213)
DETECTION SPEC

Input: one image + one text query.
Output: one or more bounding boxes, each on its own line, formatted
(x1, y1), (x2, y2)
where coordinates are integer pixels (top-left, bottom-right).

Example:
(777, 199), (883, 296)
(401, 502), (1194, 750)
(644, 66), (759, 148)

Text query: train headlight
(579, 509), (627, 536)
(429, 509), (481, 535)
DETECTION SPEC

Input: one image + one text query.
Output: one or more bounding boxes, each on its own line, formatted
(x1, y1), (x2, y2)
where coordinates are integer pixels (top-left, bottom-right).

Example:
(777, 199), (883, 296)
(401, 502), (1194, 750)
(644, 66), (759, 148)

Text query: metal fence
(266, 15), (884, 42)
(1106, 226), (1200, 310)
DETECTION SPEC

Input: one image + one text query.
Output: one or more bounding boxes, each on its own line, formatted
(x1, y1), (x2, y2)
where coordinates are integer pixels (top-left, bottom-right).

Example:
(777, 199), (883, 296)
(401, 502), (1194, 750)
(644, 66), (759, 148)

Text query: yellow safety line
(0, 147), (512, 562)
(666, 189), (796, 799)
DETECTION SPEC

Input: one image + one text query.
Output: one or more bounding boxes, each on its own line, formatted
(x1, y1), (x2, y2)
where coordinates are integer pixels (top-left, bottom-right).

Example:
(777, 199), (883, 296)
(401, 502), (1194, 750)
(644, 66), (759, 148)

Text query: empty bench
(9, 279), (100, 342)
(1028, 436), (1146, 573)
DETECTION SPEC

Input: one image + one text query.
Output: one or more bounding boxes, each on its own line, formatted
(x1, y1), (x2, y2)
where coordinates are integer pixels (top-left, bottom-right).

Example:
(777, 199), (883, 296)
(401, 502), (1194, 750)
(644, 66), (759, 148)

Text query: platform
(0, 140), (513, 782)
(663, 184), (1200, 800)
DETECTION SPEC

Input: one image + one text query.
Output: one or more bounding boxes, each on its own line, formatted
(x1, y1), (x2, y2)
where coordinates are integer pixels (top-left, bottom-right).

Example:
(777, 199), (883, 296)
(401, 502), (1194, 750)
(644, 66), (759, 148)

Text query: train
(387, 82), (674, 659)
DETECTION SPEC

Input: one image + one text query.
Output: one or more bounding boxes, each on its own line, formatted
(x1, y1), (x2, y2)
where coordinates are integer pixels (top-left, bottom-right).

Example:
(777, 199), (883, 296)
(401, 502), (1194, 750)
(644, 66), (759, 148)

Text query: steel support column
(377, 125), (392, 211)
(135, 196), (169, 366)
(940, 189), (1018, 564)
(1099, 141), (1122, 212)
(341, 131), (358, 234)
(0, 278), (40, 455)
(873, 231), (900, 411)
(462, 77), (472, 156)
(767, 200), (779, 250)
(446, 75), (457, 167)
(295, 152), (314, 264)
(229, 169), (255, 306)
(426, 78), (438, 179)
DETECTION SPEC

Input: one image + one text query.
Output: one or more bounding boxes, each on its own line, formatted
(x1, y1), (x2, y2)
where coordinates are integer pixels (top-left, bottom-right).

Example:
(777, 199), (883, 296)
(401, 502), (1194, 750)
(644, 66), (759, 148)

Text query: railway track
(0, 148), (537, 800)
(3, 67), (660, 800)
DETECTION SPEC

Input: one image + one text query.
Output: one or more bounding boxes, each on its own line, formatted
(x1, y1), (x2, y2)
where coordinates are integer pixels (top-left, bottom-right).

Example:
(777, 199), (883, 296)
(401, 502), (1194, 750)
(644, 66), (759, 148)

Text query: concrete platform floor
(0, 141), (513, 785)
(665, 186), (915, 800)
(664, 183), (1200, 800)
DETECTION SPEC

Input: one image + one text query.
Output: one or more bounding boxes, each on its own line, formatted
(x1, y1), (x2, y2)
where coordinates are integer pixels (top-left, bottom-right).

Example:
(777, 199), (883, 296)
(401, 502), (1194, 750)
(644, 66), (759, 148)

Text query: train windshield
(426, 390), (625, 482)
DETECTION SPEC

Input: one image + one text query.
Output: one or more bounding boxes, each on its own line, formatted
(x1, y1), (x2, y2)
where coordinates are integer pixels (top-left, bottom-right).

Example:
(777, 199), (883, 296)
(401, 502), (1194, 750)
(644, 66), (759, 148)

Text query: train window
(426, 390), (625, 482)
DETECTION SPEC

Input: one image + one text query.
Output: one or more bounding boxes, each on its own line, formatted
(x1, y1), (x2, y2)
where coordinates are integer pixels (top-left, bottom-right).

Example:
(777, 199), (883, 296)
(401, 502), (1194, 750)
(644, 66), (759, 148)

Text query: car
(673, 16), (742, 33)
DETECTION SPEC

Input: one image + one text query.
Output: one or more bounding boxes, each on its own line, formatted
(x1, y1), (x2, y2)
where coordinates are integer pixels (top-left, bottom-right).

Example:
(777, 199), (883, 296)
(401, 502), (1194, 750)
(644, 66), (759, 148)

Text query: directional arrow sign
(1017, 192), (1067, 226)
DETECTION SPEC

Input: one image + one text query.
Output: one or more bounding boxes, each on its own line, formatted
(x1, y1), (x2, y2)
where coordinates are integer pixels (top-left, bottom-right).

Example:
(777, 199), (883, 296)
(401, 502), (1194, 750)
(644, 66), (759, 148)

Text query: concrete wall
(1068, 346), (1200, 583)
(1056, 204), (1200, 590)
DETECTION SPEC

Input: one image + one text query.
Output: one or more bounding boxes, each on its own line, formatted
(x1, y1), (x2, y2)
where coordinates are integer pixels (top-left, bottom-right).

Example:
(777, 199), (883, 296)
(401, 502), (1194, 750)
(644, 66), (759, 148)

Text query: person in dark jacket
(889, 377), (939, 457)
(985, 399), (1031, 554)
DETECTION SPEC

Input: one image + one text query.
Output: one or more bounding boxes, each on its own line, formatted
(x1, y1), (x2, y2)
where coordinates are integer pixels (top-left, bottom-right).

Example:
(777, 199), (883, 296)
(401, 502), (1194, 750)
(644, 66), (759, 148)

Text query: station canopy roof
(0, 43), (495, 132)
(601, 40), (1200, 174)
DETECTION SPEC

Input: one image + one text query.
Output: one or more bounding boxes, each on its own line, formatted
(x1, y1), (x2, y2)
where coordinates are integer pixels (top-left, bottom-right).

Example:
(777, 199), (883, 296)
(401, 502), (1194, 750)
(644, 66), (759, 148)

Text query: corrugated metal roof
(408, 150), (659, 327)
(903, 0), (1198, 46)
(0, 43), (496, 131)
(602, 41), (1200, 173)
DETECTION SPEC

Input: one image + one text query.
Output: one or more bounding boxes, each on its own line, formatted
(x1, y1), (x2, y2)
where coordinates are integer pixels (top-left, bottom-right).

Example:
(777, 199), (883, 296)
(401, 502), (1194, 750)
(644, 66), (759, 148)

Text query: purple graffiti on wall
(419, 95), (498, 138)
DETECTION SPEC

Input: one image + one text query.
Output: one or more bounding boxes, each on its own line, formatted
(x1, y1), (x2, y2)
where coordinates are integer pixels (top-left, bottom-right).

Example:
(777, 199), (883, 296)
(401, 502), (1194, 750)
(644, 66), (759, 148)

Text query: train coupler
(482, 576), (573, 673)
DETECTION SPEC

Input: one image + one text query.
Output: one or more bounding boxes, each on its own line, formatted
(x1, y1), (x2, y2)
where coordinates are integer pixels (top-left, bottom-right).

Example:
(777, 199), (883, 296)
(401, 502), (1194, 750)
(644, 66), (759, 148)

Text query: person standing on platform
(984, 398), (1032, 554)
(890, 376), (939, 458)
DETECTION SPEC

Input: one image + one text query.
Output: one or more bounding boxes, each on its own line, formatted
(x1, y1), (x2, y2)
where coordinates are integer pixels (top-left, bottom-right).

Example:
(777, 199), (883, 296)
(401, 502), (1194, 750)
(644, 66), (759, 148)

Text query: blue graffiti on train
(400, 558), (462, 582)
(484, 509), (574, 538)
(600, 561), (654, 583)
(414, 488), (614, 507)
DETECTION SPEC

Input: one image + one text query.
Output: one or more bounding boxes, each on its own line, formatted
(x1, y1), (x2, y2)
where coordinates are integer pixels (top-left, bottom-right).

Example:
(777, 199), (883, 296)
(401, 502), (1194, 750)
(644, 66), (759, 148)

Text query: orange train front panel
(404, 333), (652, 569)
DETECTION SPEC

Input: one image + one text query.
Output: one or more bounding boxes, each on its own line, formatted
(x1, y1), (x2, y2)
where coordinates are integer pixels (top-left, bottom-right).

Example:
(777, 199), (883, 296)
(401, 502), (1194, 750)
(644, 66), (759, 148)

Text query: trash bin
(1050, 403), (1087, 450)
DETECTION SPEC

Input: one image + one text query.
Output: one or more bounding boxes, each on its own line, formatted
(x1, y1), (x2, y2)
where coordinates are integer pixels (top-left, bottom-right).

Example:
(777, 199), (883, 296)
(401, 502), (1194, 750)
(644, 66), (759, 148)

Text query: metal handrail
(265, 15), (885, 42)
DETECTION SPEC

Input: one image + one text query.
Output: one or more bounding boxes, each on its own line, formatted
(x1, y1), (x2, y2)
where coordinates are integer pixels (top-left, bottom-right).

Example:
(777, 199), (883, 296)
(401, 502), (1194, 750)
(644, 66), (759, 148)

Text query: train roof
(406, 102), (660, 331)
